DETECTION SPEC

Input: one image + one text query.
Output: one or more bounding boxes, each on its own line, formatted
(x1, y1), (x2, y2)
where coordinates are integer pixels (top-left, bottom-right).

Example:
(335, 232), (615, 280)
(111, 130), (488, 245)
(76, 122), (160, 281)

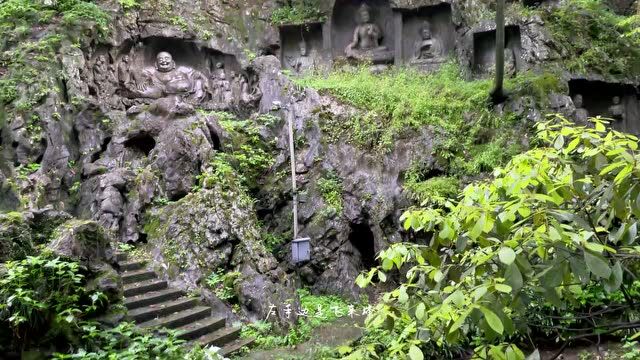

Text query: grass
(297, 62), (558, 177)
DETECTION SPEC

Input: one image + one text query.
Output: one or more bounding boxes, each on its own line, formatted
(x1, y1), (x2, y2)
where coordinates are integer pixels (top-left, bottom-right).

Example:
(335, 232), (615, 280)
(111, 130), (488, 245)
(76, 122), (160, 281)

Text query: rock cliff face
(1, 0), (639, 315)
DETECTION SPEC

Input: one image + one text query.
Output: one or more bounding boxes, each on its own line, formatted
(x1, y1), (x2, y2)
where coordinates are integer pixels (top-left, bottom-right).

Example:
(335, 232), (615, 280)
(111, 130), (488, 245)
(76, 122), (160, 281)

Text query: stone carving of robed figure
(345, 4), (392, 62)
(133, 52), (207, 104)
(411, 21), (441, 63)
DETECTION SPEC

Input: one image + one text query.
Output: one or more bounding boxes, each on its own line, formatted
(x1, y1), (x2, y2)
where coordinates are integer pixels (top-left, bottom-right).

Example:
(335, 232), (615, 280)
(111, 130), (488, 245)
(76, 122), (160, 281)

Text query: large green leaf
(584, 250), (611, 279)
(408, 345), (424, 360)
(505, 263), (523, 292)
(479, 306), (503, 335)
(603, 261), (623, 293)
(498, 247), (516, 265)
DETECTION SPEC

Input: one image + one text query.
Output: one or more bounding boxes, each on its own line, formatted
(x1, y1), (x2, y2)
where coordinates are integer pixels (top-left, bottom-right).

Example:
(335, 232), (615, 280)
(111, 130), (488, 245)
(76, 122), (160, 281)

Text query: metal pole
(288, 112), (298, 240)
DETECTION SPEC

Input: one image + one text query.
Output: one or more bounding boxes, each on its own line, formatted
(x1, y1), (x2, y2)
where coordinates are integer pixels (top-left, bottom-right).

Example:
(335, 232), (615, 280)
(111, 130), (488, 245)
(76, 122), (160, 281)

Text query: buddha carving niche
(411, 21), (442, 63)
(345, 3), (393, 63)
(135, 52), (207, 103)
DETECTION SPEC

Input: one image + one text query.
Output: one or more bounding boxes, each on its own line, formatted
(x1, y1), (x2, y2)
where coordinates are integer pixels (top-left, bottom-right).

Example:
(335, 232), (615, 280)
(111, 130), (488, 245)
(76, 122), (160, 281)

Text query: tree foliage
(354, 116), (640, 359)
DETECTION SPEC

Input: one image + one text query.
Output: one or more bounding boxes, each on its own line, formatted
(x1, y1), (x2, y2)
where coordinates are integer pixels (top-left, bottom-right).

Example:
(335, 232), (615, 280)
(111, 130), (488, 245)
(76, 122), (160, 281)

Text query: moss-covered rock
(0, 212), (33, 262)
(145, 182), (298, 325)
(47, 220), (114, 269)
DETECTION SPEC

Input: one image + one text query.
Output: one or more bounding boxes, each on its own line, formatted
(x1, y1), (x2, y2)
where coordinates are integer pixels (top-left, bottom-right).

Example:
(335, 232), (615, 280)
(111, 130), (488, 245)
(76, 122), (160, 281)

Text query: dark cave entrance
(349, 222), (376, 270)
(124, 133), (156, 156)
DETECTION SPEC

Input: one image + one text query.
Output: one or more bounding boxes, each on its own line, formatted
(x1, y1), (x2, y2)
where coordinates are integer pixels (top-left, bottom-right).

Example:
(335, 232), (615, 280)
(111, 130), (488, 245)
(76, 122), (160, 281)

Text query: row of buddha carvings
(279, 1), (522, 76)
(87, 42), (261, 116)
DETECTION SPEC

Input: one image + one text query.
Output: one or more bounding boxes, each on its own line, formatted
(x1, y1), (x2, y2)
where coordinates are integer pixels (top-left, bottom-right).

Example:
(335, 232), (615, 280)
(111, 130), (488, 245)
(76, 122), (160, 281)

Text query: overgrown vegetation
(0, 252), (227, 358)
(297, 63), (560, 178)
(205, 269), (241, 302)
(0, 0), (110, 107)
(270, 0), (326, 25)
(196, 112), (276, 194)
(0, 254), (107, 353)
(241, 288), (365, 350)
(349, 118), (640, 359)
(52, 322), (226, 359)
(317, 172), (344, 216)
(543, 0), (640, 77)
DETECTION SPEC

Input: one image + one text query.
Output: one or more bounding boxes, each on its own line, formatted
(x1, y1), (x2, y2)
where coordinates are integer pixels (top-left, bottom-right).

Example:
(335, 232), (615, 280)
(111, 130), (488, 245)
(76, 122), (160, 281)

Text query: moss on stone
(0, 212), (34, 262)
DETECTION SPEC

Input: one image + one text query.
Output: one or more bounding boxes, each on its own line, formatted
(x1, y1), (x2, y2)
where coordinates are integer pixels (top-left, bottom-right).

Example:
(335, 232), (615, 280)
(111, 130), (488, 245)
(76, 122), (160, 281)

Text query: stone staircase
(115, 251), (254, 357)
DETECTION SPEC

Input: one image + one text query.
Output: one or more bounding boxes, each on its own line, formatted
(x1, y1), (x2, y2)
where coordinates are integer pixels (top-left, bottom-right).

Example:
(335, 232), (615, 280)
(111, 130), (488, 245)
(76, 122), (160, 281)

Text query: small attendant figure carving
(411, 21), (441, 62)
(210, 62), (231, 107)
(573, 94), (589, 125)
(345, 3), (390, 61)
(609, 96), (625, 122)
(117, 54), (132, 88)
(93, 55), (116, 98)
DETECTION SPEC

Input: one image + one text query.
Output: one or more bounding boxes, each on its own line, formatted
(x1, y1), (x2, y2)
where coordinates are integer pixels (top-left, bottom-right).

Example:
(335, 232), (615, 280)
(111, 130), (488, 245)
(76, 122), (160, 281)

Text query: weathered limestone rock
(145, 184), (298, 325)
(47, 220), (114, 268)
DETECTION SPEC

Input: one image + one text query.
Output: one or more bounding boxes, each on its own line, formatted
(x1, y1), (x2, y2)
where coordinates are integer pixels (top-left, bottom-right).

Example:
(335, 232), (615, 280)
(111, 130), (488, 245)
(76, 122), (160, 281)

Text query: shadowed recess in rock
(331, 0), (395, 60)
(123, 133), (156, 156)
(473, 25), (522, 75)
(280, 23), (324, 74)
(400, 3), (455, 64)
(569, 79), (640, 133)
(348, 222), (376, 270)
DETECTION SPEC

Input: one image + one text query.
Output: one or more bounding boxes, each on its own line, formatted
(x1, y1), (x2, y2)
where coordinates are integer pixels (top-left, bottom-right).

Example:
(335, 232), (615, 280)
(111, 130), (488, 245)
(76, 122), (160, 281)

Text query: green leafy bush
(52, 322), (227, 359)
(544, 0), (640, 76)
(353, 117), (640, 359)
(205, 269), (241, 301)
(0, 254), (107, 351)
(270, 0), (326, 25)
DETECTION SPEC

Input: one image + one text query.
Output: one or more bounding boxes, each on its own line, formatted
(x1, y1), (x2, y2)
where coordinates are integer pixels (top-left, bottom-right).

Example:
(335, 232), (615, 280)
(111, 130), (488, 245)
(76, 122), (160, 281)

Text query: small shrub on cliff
(270, 0), (326, 25)
(317, 172), (344, 215)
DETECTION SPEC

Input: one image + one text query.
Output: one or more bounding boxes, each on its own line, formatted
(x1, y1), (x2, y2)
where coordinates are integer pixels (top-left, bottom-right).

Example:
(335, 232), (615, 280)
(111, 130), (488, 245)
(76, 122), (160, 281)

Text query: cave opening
(124, 133), (155, 156)
(349, 222), (376, 269)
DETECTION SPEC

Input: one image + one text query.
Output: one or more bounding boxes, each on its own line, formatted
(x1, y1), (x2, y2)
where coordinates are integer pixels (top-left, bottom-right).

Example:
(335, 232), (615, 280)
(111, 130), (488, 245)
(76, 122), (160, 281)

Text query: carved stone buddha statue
(134, 52), (207, 104)
(573, 94), (589, 125)
(411, 22), (441, 63)
(344, 4), (392, 63)
(609, 96), (625, 122)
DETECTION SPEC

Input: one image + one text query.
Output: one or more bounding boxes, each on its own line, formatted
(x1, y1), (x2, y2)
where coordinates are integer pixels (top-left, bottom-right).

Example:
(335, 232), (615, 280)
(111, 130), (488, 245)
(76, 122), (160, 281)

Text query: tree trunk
(491, 0), (506, 103)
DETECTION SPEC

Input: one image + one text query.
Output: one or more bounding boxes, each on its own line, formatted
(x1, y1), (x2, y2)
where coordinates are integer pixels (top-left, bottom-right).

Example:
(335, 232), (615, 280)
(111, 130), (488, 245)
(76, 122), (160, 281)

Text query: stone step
(122, 269), (156, 285)
(129, 297), (199, 323)
(124, 279), (167, 297)
(125, 288), (184, 310)
(219, 337), (255, 357)
(196, 326), (241, 348)
(115, 251), (128, 262)
(139, 306), (211, 330)
(119, 259), (146, 272)
(176, 316), (226, 341)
